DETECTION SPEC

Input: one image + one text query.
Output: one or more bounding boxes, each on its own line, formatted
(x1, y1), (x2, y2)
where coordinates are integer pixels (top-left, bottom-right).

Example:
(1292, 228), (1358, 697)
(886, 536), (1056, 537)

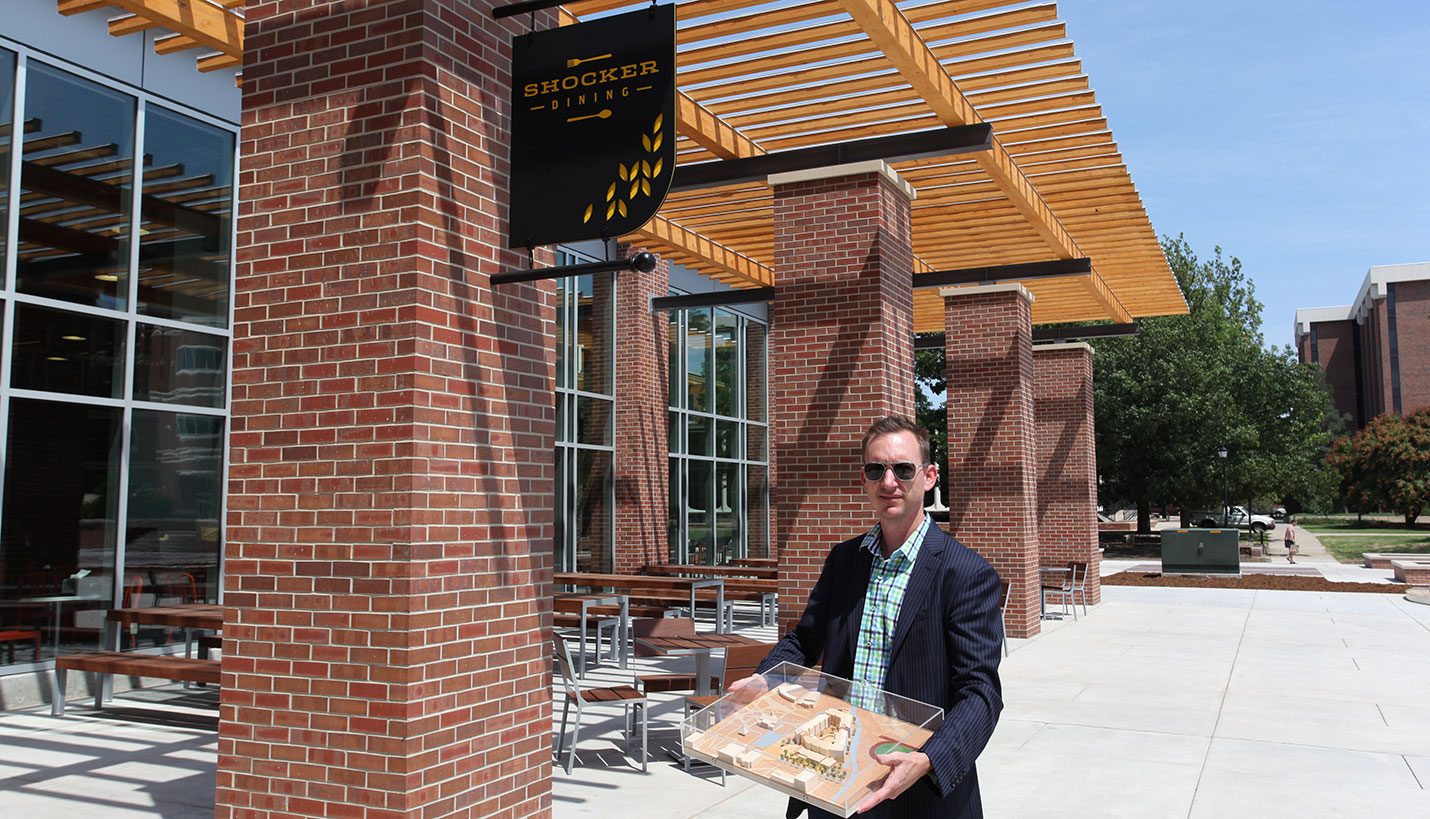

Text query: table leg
(716, 587), (726, 634)
(694, 651), (713, 697)
(578, 604), (590, 678)
(618, 597), (629, 670)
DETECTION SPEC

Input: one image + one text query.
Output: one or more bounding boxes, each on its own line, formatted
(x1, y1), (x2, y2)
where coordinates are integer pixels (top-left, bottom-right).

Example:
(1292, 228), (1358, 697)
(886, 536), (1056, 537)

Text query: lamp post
(1217, 445), (1229, 523)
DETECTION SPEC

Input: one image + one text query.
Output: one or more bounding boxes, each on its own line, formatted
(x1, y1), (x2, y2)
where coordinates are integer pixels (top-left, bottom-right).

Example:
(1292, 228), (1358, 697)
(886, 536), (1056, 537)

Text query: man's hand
(725, 674), (768, 707)
(856, 750), (932, 813)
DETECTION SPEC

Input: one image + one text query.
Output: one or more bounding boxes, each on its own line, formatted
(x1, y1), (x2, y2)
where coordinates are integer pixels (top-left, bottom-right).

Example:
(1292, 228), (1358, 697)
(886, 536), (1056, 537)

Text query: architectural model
(681, 663), (942, 817)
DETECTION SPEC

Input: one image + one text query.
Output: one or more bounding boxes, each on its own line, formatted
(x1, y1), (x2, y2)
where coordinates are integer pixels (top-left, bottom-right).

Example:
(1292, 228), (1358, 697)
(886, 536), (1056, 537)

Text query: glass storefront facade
(668, 304), (769, 564)
(0, 46), (235, 671)
(553, 249), (615, 573)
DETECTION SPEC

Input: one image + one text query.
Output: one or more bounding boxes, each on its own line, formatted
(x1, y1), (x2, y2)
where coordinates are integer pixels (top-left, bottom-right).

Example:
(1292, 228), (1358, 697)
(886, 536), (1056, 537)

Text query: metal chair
(1040, 566), (1076, 621)
(553, 634), (648, 774)
(1065, 561), (1090, 617)
(682, 641), (773, 785)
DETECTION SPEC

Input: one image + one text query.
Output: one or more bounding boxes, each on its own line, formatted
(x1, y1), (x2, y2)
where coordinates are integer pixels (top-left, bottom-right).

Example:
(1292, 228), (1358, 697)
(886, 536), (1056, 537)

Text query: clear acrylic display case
(680, 662), (943, 817)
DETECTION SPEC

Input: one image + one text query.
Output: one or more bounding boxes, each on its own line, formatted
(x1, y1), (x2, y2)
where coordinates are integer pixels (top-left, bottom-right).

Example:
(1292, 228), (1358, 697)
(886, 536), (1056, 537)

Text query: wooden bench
(1363, 552), (1430, 569)
(52, 651), (221, 715)
(1390, 560), (1430, 586)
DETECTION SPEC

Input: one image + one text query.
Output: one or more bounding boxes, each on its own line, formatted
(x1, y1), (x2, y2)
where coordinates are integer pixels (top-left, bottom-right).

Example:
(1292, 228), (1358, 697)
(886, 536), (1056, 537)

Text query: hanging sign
(508, 4), (677, 249)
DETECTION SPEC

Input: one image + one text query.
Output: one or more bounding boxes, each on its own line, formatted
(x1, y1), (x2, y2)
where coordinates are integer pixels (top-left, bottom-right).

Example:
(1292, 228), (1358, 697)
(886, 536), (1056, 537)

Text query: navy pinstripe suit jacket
(758, 524), (1004, 819)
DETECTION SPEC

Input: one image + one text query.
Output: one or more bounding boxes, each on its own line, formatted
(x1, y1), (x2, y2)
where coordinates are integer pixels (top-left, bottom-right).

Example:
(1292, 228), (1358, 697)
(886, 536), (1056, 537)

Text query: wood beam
(102, 0), (242, 59)
(677, 92), (766, 160)
(838, 0), (1134, 323)
(628, 215), (773, 288)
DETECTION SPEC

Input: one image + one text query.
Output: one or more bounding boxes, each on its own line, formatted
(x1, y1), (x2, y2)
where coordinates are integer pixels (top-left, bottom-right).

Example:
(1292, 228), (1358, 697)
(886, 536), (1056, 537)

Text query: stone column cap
(1032, 341), (1093, 354)
(768, 160), (916, 202)
(939, 282), (1035, 304)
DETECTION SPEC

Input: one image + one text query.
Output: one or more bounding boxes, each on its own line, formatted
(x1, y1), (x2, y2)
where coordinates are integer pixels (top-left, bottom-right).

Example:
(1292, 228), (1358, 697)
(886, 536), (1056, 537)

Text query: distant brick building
(1296, 262), (1430, 429)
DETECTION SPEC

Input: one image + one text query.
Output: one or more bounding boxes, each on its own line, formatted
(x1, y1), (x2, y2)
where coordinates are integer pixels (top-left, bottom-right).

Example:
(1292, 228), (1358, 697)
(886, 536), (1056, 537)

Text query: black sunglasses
(862, 462), (929, 482)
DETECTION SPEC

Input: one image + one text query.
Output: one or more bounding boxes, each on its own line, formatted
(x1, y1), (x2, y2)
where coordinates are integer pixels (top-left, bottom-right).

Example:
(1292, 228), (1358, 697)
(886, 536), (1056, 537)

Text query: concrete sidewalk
(2, 585), (1429, 817)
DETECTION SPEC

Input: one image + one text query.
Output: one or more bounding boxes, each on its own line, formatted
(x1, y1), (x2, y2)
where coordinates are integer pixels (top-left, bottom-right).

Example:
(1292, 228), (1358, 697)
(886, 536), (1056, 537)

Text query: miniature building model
(776, 683), (805, 702)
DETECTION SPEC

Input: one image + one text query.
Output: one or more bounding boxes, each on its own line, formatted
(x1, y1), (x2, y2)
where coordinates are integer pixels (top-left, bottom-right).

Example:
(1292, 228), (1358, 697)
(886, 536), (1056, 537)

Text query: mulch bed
(1103, 572), (1410, 594)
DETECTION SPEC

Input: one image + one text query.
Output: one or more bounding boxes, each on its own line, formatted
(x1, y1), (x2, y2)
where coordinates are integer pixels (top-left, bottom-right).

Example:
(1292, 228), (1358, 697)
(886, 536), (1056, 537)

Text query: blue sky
(1064, 1), (1430, 348)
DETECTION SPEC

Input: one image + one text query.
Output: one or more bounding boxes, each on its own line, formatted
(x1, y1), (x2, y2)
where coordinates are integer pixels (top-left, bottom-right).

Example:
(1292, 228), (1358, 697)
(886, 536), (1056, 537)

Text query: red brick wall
(943, 285), (1040, 638)
(1361, 299), (1392, 419)
(1033, 344), (1101, 606)
(1391, 280), (1430, 414)
(1305, 319), (1360, 427)
(612, 245), (670, 573)
(769, 167), (915, 632)
(224, 2), (554, 817)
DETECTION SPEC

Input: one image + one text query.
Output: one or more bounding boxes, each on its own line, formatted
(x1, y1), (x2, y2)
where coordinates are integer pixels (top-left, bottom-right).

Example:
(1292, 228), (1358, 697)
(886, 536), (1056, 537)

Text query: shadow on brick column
(613, 244), (670, 573)
(1034, 342), (1102, 607)
(768, 161), (915, 633)
(223, 2), (555, 817)
(943, 284), (1040, 638)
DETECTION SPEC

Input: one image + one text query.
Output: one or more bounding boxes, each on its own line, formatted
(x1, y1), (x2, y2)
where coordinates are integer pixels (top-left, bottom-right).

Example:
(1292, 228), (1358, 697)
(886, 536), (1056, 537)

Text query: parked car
(1194, 506), (1275, 533)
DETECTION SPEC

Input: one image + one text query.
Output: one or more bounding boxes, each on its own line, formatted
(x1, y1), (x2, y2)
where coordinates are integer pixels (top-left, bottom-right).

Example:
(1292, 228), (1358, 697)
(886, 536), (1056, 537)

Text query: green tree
(1327, 408), (1430, 525)
(914, 338), (948, 490)
(1092, 235), (1339, 531)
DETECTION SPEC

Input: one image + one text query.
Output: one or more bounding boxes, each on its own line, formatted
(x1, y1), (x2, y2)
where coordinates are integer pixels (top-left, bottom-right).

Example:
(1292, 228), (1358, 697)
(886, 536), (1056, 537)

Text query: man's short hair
(861, 415), (932, 464)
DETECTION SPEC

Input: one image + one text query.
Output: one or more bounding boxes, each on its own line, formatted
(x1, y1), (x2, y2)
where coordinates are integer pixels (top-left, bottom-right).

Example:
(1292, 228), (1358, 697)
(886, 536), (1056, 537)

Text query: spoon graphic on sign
(567, 109), (612, 123)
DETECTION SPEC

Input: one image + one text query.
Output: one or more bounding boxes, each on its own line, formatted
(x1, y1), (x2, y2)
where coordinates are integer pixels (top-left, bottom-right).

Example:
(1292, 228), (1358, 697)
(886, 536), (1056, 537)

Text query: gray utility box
(1161, 528), (1241, 576)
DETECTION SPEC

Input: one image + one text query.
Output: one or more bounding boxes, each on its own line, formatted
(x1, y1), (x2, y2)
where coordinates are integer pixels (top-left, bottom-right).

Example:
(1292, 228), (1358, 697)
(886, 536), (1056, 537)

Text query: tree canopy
(1090, 235), (1340, 529)
(1327, 408), (1430, 525)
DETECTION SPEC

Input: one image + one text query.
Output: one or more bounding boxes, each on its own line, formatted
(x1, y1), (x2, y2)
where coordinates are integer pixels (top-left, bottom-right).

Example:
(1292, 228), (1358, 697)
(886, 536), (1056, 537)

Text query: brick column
(769, 161), (916, 632)
(943, 284), (1040, 638)
(1033, 342), (1101, 606)
(612, 245), (670, 573)
(223, 3), (554, 818)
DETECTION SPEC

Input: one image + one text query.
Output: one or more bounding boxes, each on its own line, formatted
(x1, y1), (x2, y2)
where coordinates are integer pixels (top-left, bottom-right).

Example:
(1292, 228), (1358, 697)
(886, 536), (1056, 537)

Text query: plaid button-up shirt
(849, 515), (930, 710)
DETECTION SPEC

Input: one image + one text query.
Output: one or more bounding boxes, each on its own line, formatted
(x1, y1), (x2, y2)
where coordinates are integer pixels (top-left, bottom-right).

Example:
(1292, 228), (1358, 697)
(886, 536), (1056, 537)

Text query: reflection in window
(138, 107), (234, 328)
(687, 308), (711, 412)
(0, 49), (14, 273)
(16, 63), (135, 310)
(575, 274), (612, 394)
(575, 449), (612, 573)
(126, 410), (223, 605)
(134, 324), (227, 408)
(0, 398), (121, 667)
(715, 310), (739, 417)
(10, 304), (125, 398)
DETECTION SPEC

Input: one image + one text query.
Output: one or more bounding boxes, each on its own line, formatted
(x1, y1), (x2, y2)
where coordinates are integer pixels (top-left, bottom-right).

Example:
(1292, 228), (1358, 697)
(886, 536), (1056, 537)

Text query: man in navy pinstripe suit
(731, 416), (1003, 818)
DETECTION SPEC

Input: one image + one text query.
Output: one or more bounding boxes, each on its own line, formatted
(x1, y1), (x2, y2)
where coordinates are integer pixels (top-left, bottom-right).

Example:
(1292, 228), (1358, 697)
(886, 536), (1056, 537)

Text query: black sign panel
(508, 5), (677, 249)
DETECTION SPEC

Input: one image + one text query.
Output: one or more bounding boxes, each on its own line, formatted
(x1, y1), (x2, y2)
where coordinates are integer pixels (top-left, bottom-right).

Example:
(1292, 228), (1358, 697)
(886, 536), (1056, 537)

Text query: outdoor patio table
(632, 633), (760, 696)
(555, 573), (728, 633)
(554, 592), (629, 677)
(101, 604), (224, 700)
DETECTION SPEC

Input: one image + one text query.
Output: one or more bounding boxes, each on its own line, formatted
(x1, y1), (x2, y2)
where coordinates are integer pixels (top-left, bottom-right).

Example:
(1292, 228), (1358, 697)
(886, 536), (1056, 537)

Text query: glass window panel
(745, 320), (767, 422)
(0, 50), (14, 275)
(138, 106), (233, 327)
(686, 308), (711, 412)
(667, 410), (681, 454)
(746, 465), (769, 558)
(125, 410), (223, 609)
(715, 461), (739, 565)
(11, 303), (125, 398)
(576, 395), (611, 446)
(715, 419), (738, 459)
(667, 458), (681, 563)
(555, 277), (567, 390)
(575, 448), (611, 573)
(686, 459), (712, 565)
(555, 449), (570, 572)
(746, 423), (767, 463)
(714, 310), (739, 417)
(17, 63), (135, 310)
(687, 414), (711, 457)
(133, 324), (227, 408)
(668, 308), (681, 408)
(575, 273), (612, 396)
(0, 398), (122, 666)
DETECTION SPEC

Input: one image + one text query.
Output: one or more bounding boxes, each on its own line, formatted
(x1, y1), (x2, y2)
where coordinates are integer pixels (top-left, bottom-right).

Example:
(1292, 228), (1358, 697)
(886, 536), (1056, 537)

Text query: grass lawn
(1297, 515), (1427, 535)
(1318, 534), (1430, 564)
